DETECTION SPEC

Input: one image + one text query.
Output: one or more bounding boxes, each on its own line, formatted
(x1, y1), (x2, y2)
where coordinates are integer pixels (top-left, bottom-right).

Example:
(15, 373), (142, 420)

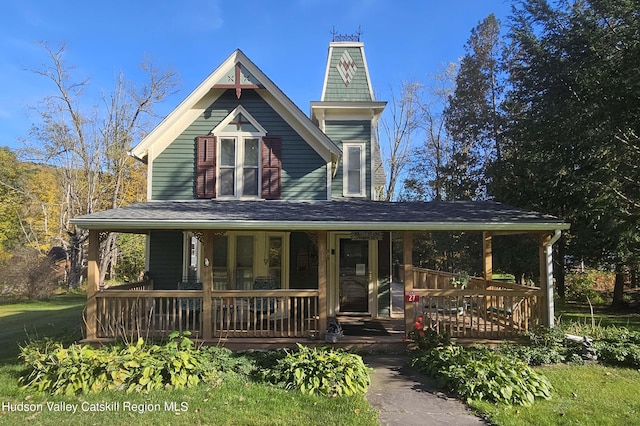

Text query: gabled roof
(71, 200), (570, 233)
(131, 49), (341, 163)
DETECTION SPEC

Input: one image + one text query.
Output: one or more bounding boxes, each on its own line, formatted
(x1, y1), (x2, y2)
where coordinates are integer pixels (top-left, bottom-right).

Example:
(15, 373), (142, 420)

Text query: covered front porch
(74, 200), (568, 346)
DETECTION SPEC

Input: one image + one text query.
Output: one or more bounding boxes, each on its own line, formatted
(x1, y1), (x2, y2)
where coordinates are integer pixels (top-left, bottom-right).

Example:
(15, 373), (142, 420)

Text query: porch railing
(410, 268), (543, 338)
(93, 289), (319, 340)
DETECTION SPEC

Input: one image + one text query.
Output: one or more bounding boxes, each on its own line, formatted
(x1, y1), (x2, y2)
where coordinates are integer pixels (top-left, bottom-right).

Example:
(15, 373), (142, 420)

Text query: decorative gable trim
(131, 50), (341, 166)
(211, 105), (267, 135)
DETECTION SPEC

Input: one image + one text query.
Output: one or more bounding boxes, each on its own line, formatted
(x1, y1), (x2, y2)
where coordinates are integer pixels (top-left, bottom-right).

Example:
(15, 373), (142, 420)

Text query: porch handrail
(102, 280), (153, 291)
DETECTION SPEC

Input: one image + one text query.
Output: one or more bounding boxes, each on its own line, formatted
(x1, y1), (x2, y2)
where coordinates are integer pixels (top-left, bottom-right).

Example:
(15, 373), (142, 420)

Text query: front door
(338, 238), (370, 313)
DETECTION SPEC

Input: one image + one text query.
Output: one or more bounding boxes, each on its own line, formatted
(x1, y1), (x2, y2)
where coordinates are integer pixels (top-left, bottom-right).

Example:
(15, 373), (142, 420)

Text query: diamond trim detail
(336, 50), (357, 87)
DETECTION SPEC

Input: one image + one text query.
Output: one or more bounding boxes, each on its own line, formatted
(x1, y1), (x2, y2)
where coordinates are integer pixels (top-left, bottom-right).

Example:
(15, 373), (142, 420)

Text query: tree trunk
(612, 262), (626, 307)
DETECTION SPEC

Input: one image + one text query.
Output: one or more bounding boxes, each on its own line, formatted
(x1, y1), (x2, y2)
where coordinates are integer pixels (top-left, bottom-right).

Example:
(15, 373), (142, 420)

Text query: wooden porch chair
(177, 281), (203, 312)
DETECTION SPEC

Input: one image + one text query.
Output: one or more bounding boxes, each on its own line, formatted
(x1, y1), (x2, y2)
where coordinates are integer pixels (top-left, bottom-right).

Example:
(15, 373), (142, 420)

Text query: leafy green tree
(0, 148), (28, 256)
(443, 13), (505, 200)
(498, 0), (640, 303)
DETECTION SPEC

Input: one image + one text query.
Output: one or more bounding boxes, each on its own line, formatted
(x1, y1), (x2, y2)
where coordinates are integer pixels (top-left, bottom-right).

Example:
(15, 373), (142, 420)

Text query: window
(217, 136), (259, 198)
(196, 106), (281, 200)
(343, 142), (366, 197)
(207, 232), (288, 290)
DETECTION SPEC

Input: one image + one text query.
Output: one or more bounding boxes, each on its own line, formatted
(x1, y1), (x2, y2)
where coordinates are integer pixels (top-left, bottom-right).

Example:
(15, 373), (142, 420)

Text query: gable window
(218, 136), (260, 198)
(343, 142), (366, 197)
(196, 106), (281, 199)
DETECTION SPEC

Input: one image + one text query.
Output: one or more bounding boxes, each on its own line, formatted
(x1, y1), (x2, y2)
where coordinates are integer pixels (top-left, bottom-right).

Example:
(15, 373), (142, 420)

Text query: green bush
(408, 316), (451, 350)
(565, 273), (605, 304)
(495, 326), (577, 365)
(412, 345), (553, 406)
(19, 332), (220, 395)
(262, 344), (370, 396)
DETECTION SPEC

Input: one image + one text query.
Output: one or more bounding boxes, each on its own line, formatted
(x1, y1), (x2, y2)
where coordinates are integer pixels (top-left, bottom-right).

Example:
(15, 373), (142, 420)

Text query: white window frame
(211, 106), (266, 199)
(342, 141), (366, 197)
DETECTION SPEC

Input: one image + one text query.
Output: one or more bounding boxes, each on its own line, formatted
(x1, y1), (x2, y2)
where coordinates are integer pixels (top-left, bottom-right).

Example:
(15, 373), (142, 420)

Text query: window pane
(244, 138), (259, 166)
(243, 168), (258, 196)
(348, 146), (361, 170)
(348, 170), (361, 193)
(219, 169), (235, 196)
(220, 138), (235, 166)
(212, 236), (228, 268)
(236, 236), (254, 267)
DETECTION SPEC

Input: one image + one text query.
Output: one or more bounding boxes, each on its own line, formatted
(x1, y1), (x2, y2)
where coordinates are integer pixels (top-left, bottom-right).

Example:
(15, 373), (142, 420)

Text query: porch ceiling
(70, 200), (569, 233)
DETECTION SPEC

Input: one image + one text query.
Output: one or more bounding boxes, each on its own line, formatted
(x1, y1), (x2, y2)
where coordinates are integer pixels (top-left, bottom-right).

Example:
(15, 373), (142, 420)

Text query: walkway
(364, 354), (487, 426)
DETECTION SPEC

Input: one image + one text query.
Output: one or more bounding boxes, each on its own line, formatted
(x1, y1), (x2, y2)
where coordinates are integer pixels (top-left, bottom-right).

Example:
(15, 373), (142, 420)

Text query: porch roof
(71, 200), (569, 232)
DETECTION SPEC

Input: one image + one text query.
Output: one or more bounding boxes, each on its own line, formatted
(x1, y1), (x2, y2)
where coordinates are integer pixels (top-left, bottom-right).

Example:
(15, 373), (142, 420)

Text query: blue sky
(0, 0), (513, 151)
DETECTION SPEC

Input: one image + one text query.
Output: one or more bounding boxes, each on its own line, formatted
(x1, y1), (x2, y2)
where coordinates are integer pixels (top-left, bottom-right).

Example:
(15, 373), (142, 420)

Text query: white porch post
(86, 229), (99, 340)
(539, 232), (557, 327)
(403, 231), (414, 335)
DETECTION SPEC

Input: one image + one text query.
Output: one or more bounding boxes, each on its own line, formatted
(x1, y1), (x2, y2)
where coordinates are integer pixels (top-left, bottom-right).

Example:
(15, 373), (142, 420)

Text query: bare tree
(379, 81), (424, 201)
(403, 64), (457, 201)
(25, 43), (178, 288)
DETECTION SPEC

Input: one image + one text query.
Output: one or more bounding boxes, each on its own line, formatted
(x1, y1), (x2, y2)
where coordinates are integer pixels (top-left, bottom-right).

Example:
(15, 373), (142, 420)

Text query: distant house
(72, 38), (568, 345)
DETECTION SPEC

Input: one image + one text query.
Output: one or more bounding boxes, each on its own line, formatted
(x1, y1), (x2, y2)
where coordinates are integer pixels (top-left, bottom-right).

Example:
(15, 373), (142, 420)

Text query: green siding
(325, 120), (372, 199)
(148, 231), (183, 290)
(151, 89), (328, 201)
(324, 46), (372, 102)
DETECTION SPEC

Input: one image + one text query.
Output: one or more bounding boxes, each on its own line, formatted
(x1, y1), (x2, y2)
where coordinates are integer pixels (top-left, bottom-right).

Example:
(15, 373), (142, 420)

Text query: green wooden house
(72, 40), (568, 345)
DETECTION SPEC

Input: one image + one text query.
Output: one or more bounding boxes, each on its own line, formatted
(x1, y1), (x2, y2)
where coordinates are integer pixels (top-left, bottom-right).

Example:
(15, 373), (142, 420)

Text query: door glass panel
(212, 236), (228, 290)
(236, 236), (254, 290)
(268, 236), (282, 287)
(339, 238), (369, 312)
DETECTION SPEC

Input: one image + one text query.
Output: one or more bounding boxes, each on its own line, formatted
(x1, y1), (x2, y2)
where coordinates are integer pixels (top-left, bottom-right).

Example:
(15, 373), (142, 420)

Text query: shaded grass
(471, 364), (640, 426)
(557, 302), (640, 332)
(0, 294), (85, 365)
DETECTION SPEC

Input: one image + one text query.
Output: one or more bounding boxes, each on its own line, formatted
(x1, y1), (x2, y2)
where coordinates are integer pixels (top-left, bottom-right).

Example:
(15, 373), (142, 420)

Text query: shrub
(565, 272), (606, 304)
(262, 344), (370, 396)
(407, 316), (451, 350)
(19, 332), (220, 395)
(412, 345), (553, 406)
(496, 326), (575, 365)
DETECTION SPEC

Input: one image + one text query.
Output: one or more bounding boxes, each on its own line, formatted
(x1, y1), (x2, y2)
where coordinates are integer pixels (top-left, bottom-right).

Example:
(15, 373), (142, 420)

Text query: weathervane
(330, 26), (363, 42)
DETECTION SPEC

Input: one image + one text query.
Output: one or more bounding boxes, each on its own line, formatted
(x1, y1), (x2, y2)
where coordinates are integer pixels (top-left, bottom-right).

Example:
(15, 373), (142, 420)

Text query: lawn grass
(0, 294), (85, 364)
(0, 295), (379, 425)
(470, 364), (640, 426)
(0, 365), (378, 425)
(557, 301), (640, 332)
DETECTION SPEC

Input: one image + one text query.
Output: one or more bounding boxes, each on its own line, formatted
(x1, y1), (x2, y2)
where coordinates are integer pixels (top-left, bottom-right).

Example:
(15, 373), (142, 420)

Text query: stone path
(364, 354), (487, 426)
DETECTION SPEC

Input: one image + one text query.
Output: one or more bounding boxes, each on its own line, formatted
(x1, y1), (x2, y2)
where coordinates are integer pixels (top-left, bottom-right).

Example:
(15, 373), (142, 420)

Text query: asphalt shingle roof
(71, 200), (568, 232)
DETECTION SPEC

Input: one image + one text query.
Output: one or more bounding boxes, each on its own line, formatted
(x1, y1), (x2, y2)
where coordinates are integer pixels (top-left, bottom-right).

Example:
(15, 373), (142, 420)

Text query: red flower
(414, 321), (423, 330)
